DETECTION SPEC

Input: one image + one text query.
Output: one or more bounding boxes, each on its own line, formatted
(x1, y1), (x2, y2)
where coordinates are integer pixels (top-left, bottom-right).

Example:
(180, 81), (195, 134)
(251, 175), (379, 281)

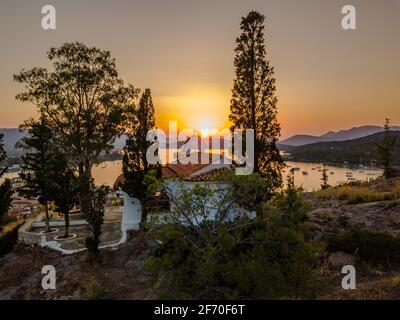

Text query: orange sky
(1, 0), (400, 139)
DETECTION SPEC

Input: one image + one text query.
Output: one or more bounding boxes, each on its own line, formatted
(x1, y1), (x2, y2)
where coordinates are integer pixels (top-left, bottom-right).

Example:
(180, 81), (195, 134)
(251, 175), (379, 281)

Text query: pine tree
(85, 181), (107, 258)
(49, 150), (79, 238)
(122, 89), (159, 227)
(229, 11), (284, 192)
(17, 118), (55, 232)
(375, 118), (397, 179)
(0, 179), (13, 226)
(0, 134), (13, 226)
(0, 133), (7, 177)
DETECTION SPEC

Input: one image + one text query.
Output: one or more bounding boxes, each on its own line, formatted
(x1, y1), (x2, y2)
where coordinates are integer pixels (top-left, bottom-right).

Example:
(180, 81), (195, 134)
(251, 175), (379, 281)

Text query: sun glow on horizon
(154, 86), (231, 133)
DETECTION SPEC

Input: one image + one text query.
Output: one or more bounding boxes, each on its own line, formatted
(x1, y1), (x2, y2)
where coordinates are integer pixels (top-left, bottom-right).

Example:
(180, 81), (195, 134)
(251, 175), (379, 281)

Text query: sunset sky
(0, 0), (399, 139)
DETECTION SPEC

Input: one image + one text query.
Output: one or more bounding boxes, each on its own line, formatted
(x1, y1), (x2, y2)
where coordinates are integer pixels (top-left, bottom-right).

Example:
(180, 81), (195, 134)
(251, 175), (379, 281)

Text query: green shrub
(327, 229), (400, 265)
(146, 183), (323, 300)
(82, 277), (107, 300)
(0, 221), (22, 256)
(1, 214), (17, 226)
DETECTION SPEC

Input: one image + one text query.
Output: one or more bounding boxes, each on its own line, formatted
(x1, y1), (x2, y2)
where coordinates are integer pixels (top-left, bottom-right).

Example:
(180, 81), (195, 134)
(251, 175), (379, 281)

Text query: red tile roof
(114, 163), (209, 188)
(162, 163), (208, 178)
(184, 167), (232, 182)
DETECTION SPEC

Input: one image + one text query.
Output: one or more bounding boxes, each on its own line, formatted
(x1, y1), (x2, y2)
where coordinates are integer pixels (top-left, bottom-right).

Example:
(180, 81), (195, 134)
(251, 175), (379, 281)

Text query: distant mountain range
(280, 125), (400, 146)
(0, 128), (128, 156)
(0, 128), (26, 156)
(282, 131), (400, 166)
(2, 124), (400, 161)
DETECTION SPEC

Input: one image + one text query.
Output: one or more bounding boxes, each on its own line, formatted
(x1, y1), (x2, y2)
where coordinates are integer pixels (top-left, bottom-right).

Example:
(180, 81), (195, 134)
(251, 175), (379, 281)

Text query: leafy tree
(17, 118), (55, 232)
(229, 11), (284, 190)
(14, 42), (138, 216)
(50, 150), (79, 238)
(0, 134), (13, 226)
(375, 118), (397, 179)
(123, 89), (159, 227)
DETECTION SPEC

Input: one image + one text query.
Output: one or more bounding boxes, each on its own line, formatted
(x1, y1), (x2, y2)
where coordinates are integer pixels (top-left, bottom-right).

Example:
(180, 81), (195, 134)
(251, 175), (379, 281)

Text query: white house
(114, 154), (238, 230)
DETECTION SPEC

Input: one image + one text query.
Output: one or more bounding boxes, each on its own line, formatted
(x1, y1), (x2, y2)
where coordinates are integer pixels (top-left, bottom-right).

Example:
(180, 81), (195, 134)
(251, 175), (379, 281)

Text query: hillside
(281, 125), (400, 146)
(284, 131), (400, 165)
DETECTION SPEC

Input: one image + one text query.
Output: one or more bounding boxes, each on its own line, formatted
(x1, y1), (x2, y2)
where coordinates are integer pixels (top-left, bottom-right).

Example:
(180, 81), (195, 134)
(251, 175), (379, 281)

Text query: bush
(146, 182), (323, 299)
(1, 214), (17, 226)
(82, 276), (107, 300)
(0, 221), (22, 256)
(327, 229), (400, 266)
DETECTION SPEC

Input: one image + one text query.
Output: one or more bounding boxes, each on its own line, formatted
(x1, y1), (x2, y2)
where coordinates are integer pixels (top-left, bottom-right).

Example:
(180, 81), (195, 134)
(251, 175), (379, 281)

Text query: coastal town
(0, 1), (400, 307)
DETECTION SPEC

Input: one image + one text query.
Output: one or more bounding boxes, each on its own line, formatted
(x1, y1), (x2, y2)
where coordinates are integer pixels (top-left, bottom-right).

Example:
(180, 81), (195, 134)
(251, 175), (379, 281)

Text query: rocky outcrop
(0, 232), (155, 300)
(307, 199), (400, 238)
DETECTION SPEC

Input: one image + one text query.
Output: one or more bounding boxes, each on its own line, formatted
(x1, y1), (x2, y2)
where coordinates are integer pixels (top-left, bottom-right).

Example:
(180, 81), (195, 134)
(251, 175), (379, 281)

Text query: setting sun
(154, 86), (231, 132)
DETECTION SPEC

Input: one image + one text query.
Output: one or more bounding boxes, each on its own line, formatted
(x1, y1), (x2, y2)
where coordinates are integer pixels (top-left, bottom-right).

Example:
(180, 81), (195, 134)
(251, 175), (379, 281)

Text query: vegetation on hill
(283, 131), (400, 166)
(280, 125), (400, 146)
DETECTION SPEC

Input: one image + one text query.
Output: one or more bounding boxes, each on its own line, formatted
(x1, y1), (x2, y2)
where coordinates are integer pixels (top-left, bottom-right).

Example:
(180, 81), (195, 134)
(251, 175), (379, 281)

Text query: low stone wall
(17, 230), (45, 246)
(31, 220), (88, 228)
(18, 212), (46, 245)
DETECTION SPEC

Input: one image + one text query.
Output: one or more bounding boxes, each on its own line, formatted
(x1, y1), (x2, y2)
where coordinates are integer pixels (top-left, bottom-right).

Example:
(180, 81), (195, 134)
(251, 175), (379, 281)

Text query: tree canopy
(14, 42), (138, 214)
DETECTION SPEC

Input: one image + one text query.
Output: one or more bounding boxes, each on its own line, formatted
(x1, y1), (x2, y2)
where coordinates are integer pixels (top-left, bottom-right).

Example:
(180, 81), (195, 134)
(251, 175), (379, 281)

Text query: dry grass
(326, 274), (400, 300)
(315, 180), (400, 204)
(0, 220), (21, 236)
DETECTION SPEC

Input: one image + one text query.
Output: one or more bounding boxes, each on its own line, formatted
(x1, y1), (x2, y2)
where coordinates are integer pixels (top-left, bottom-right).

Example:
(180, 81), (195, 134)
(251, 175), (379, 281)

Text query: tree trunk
(44, 200), (51, 233)
(249, 43), (258, 173)
(140, 201), (148, 230)
(64, 211), (70, 238)
(79, 161), (92, 216)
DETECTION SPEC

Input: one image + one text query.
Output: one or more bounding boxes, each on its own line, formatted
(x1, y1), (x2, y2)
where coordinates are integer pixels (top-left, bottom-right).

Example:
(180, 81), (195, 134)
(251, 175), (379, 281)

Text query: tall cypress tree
(229, 11), (284, 191)
(122, 89), (158, 227)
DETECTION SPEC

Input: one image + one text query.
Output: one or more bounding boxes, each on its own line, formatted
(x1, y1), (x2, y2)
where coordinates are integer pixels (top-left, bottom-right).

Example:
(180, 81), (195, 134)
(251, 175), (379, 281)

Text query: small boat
(347, 177), (357, 181)
(302, 171), (308, 175)
(330, 172), (334, 175)
(292, 167), (300, 171)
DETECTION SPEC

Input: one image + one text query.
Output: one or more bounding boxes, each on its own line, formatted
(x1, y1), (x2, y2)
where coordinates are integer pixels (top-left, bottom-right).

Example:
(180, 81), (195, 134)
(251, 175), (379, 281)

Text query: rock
(370, 269), (384, 276)
(308, 208), (334, 222)
(328, 251), (356, 269)
(307, 222), (323, 240)
(0, 286), (19, 300)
